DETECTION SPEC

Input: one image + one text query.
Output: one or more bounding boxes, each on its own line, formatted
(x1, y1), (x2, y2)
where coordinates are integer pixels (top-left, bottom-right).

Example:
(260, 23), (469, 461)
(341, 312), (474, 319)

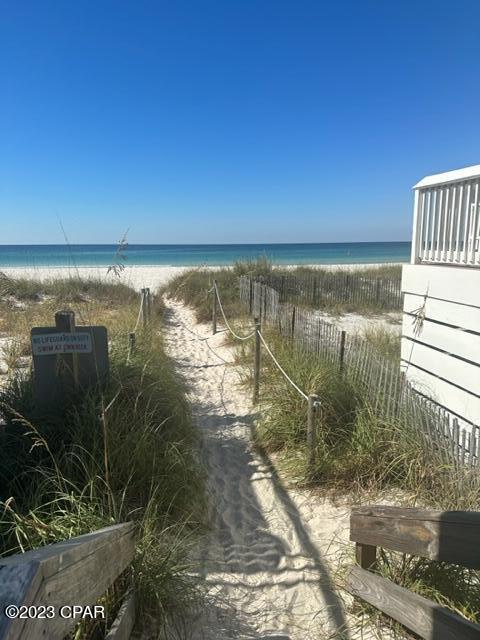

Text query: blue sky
(1, 1), (480, 244)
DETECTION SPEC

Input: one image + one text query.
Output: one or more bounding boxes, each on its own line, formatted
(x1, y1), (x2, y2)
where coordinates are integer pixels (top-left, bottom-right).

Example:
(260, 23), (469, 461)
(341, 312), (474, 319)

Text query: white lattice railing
(412, 166), (480, 266)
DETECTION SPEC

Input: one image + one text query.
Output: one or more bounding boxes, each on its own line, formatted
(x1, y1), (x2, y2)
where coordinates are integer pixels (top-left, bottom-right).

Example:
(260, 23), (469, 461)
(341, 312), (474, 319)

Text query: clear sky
(1, 1), (480, 244)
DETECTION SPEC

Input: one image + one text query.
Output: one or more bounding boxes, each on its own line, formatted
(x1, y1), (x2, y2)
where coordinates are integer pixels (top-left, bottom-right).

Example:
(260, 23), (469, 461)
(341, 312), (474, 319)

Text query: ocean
(0, 242), (410, 268)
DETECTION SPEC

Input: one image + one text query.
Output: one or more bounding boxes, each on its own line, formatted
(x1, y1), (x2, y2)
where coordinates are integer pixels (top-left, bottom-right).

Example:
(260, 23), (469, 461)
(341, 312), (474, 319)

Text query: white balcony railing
(412, 165), (480, 266)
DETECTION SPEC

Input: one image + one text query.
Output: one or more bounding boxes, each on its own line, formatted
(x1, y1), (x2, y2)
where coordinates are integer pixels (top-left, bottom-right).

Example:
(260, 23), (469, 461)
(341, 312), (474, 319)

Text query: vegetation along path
(163, 298), (358, 640)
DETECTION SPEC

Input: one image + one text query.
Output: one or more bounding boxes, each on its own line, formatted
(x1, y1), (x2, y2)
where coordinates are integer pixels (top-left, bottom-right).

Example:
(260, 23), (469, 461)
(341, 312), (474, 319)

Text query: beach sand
(0, 262), (403, 293)
(161, 298), (392, 639)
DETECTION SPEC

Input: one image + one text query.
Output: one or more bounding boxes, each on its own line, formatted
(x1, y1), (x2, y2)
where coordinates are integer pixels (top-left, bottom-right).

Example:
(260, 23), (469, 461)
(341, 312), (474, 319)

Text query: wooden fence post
(339, 330), (346, 372)
(253, 317), (261, 404)
(307, 394), (320, 467)
(249, 278), (253, 315)
(128, 332), (136, 359)
(55, 310), (79, 390)
(146, 287), (152, 321)
(212, 280), (218, 335)
(375, 278), (381, 304)
(291, 306), (296, 342)
(141, 289), (148, 328)
(355, 542), (377, 571)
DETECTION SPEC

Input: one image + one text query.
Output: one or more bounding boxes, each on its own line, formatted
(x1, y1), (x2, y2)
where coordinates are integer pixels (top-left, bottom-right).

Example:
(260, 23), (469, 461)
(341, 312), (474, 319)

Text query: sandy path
(162, 299), (360, 640)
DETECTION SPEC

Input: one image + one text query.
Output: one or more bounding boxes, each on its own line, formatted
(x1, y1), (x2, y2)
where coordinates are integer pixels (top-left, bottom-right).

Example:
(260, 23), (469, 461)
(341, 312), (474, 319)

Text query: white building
(401, 164), (480, 427)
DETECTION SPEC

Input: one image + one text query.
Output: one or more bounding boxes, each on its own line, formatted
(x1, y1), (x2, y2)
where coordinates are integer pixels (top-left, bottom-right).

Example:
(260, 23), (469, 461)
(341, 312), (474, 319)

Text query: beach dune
(0, 263), (403, 292)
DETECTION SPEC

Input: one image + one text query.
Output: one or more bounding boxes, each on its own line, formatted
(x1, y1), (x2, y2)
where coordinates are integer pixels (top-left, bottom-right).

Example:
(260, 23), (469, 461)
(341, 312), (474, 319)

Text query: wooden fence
(240, 276), (480, 467)
(348, 505), (480, 639)
(0, 523), (135, 640)
(253, 271), (403, 311)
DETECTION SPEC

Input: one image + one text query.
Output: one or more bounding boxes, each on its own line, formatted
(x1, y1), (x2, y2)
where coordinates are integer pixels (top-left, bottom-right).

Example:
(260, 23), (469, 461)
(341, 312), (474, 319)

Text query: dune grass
(163, 262), (403, 326)
(360, 325), (401, 361)
(0, 271), (139, 304)
(290, 264), (402, 280)
(162, 257), (273, 323)
(0, 274), (206, 636)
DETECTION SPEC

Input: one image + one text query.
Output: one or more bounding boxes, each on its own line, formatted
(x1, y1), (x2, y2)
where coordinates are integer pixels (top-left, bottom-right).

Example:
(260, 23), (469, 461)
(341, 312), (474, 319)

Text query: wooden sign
(31, 310), (109, 410)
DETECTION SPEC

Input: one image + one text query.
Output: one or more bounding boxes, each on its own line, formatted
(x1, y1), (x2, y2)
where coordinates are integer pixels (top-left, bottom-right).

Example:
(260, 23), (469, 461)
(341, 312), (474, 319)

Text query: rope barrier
(214, 282), (256, 341)
(213, 281), (309, 401)
(132, 292), (145, 333)
(257, 331), (309, 401)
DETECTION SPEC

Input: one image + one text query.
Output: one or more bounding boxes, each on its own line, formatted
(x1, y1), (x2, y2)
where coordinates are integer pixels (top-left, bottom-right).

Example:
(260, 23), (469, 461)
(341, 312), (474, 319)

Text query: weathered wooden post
(281, 275), (286, 302)
(55, 310), (79, 390)
(141, 289), (148, 328)
(249, 278), (253, 315)
(355, 541), (377, 571)
(212, 280), (218, 334)
(146, 287), (152, 322)
(128, 332), (136, 359)
(339, 330), (346, 373)
(291, 306), (296, 342)
(307, 394), (320, 467)
(253, 317), (261, 404)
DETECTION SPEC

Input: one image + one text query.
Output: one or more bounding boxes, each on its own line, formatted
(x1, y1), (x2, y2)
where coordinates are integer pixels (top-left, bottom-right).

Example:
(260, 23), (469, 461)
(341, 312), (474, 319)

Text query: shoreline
(0, 262), (406, 292)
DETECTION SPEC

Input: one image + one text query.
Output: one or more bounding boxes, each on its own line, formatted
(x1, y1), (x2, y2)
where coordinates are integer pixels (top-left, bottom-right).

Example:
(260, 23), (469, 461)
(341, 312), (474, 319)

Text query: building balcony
(411, 164), (480, 267)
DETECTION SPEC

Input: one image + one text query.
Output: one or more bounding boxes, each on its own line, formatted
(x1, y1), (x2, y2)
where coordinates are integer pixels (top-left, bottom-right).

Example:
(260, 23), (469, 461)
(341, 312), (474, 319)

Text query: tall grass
(360, 325), (401, 361)
(162, 257), (273, 322)
(0, 275), (206, 635)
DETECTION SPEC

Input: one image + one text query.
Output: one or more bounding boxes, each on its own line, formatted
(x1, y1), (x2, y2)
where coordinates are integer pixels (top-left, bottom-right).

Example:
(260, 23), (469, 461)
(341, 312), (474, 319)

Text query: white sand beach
(0, 262), (404, 293)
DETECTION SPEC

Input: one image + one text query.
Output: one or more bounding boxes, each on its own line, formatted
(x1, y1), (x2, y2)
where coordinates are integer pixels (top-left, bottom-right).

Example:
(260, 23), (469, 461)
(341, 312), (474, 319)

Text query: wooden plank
(403, 292), (480, 334)
(402, 316), (480, 365)
(0, 523), (135, 640)
(350, 506), (480, 568)
(346, 565), (480, 640)
(0, 563), (42, 640)
(400, 340), (480, 397)
(0, 522), (134, 576)
(105, 590), (135, 640)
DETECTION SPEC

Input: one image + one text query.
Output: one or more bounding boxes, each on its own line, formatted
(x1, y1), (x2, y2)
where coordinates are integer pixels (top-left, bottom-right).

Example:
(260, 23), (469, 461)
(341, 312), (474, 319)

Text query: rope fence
(127, 287), (152, 362)
(211, 280), (321, 462)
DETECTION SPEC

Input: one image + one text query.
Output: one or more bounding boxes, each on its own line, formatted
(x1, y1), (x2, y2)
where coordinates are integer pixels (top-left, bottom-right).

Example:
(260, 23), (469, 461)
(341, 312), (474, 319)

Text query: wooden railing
(0, 522), (135, 640)
(347, 505), (480, 639)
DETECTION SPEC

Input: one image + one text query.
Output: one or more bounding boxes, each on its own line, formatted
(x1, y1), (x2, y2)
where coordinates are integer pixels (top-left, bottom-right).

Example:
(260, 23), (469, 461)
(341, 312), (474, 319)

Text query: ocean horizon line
(0, 241), (411, 268)
(0, 241), (410, 246)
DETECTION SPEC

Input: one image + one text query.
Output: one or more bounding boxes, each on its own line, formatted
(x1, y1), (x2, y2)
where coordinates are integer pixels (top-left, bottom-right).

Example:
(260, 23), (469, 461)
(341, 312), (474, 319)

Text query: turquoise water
(0, 243), (410, 268)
